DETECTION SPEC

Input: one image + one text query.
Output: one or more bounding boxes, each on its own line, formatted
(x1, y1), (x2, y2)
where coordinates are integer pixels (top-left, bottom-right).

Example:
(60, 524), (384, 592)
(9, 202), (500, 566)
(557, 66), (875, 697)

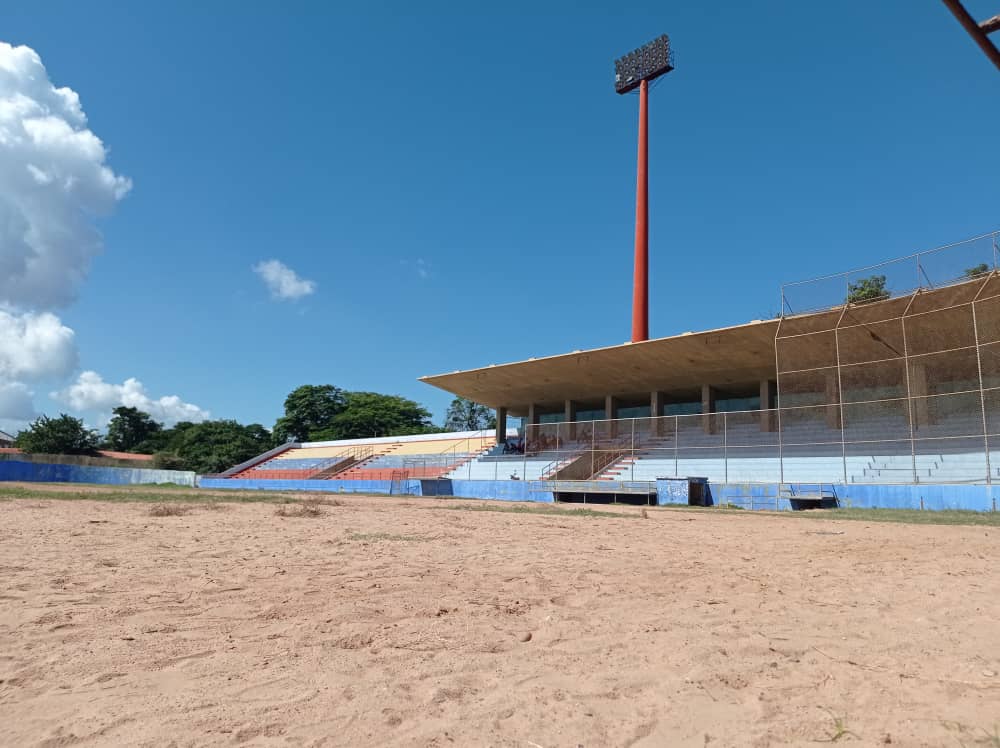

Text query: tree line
(13, 385), (495, 474)
(845, 264), (991, 305)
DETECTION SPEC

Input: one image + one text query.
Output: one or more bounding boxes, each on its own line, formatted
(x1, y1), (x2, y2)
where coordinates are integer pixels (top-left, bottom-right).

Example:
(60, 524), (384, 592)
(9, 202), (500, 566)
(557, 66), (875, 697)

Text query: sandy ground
(1, 494), (999, 747)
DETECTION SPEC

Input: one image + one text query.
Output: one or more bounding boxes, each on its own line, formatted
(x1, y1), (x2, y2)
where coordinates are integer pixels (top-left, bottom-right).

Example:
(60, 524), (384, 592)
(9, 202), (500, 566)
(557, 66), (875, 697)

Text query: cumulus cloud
(0, 380), (35, 422)
(53, 371), (210, 426)
(253, 259), (316, 300)
(0, 44), (209, 429)
(0, 42), (131, 309)
(0, 309), (77, 381)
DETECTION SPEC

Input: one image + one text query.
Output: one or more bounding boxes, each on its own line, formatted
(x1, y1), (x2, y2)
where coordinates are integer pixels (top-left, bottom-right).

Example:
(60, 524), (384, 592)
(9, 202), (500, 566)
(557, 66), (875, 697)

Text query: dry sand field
(1, 486), (999, 747)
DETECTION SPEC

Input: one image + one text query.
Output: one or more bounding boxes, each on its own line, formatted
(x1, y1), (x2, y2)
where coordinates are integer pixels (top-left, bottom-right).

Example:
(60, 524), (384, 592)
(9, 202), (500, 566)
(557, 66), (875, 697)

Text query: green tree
(444, 397), (496, 431)
(134, 420), (195, 454)
(105, 406), (162, 452)
(846, 275), (889, 304)
(315, 392), (433, 440)
(165, 420), (273, 475)
(273, 384), (345, 442)
(965, 263), (990, 279)
(16, 414), (100, 455)
(152, 451), (188, 471)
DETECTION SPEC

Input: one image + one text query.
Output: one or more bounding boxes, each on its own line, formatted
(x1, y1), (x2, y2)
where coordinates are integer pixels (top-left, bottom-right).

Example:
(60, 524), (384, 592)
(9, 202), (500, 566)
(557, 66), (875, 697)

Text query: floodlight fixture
(615, 34), (674, 343)
(614, 34), (674, 95)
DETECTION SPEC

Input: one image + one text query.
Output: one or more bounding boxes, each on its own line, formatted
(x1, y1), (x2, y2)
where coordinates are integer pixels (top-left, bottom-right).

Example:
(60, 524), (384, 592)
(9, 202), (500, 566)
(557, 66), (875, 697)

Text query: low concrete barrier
(705, 482), (998, 512)
(0, 460), (195, 487)
(197, 477), (555, 502)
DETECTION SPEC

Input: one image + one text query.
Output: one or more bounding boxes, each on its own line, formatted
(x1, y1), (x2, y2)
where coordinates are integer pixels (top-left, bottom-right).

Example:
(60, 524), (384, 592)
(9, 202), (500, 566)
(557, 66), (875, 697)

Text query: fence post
(723, 412), (728, 483)
(674, 415), (679, 477)
(972, 293), (992, 485)
(630, 418), (636, 481)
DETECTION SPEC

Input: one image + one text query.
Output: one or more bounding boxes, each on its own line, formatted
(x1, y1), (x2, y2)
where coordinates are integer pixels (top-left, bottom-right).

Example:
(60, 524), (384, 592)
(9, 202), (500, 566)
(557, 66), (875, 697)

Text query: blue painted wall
(197, 477), (417, 494)
(450, 480), (554, 503)
(199, 476), (997, 512)
(0, 460), (195, 487)
(198, 477), (555, 502)
(705, 482), (998, 512)
(656, 477), (711, 506)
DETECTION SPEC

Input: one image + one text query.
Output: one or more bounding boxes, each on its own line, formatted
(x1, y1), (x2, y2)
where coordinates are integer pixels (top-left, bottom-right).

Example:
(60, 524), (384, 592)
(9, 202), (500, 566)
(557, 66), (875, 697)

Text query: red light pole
(615, 34), (673, 343)
(631, 79), (649, 342)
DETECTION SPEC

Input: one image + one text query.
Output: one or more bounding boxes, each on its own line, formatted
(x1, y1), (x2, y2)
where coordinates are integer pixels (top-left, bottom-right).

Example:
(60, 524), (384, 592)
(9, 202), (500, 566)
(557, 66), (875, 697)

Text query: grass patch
(148, 503), (192, 517)
(941, 720), (1000, 746)
(437, 503), (634, 519)
(817, 708), (858, 742)
(346, 531), (423, 542)
(654, 503), (1000, 527)
(275, 497), (338, 518)
(0, 483), (340, 507)
(814, 507), (1000, 527)
(4, 483), (1000, 528)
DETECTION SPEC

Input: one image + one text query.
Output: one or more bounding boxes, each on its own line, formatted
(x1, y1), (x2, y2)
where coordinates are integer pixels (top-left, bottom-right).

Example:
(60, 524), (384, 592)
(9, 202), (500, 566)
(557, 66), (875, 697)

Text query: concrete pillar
(564, 400), (577, 441)
(825, 371), (841, 430)
(759, 379), (777, 433)
(605, 395), (619, 439)
(910, 362), (930, 429)
(651, 391), (665, 436)
(702, 385), (717, 435)
(496, 407), (507, 443)
(526, 403), (539, 452)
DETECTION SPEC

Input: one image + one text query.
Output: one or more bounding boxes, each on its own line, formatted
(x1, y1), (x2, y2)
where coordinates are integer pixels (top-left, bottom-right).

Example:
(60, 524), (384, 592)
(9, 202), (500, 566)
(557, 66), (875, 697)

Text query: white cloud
(0, 309), (77, 381)
(252, 259), (316, 300)
(0, 44), (211, 431)
(0, 380), (35, 422)
(53, 371), (210, 426)
(401, 257), (430, 280)
(0, 42), (131, 309)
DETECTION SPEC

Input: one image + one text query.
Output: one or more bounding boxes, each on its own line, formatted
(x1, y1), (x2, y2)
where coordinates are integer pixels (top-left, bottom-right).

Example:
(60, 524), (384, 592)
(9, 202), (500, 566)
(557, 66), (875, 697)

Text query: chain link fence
(475, 234), (1000, 486)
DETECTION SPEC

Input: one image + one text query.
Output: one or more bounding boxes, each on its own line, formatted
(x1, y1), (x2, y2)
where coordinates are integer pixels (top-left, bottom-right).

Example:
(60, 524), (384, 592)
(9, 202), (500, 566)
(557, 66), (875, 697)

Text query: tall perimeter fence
(449, 232), (1000, 486)
(773, 231), (1000, 485)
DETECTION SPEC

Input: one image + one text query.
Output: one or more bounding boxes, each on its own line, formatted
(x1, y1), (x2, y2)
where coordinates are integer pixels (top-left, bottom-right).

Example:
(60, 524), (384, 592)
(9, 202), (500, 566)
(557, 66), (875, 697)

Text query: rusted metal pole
(941, 0), (1000, 70)
(631, 79), (649, 343)
(980, 14), (1000, 35)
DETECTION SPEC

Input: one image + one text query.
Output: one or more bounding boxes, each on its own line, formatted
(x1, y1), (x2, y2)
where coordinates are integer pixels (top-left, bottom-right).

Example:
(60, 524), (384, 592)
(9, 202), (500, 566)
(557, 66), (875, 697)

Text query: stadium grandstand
(423, 232), (1000, 487)
(219, 232), (1000, 496)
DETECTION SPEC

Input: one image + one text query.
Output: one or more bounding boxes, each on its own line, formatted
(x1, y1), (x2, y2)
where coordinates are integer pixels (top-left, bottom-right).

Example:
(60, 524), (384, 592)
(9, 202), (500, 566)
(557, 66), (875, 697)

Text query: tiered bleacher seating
(232, 445), (376, 480)
(228, 431), (501, 481)
(445, 448), (581, 481)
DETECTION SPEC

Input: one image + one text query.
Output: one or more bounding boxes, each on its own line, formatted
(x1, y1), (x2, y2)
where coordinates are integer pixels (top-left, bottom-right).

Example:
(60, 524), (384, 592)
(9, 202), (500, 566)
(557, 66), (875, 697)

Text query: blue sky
(1, 0), (998, 432)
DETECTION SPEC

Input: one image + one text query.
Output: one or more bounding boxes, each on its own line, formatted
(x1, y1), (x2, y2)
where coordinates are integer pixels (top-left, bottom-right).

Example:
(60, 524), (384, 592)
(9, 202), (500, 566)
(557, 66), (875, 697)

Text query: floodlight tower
(615, 34), (674, 343)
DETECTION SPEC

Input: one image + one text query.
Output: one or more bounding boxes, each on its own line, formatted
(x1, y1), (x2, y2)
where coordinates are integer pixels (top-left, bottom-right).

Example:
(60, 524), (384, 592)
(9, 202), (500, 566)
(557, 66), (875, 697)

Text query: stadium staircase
(308, 445), (374, 479)
(330, 442), (493, 481)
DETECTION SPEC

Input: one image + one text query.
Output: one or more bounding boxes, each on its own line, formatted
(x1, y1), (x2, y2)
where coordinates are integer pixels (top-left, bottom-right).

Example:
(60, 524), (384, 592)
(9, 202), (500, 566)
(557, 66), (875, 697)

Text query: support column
(825, 371), (841, 430)
(910, 362), (931, 429)
(702, 385), (717, 435)
(496, 407), (507, 443)
(651, 391), (665, 436)
(606, 395), (619, 438)
(526, 403), (539, 452)
(564, 400), (577, 441)
(759, 379), (777, 433)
